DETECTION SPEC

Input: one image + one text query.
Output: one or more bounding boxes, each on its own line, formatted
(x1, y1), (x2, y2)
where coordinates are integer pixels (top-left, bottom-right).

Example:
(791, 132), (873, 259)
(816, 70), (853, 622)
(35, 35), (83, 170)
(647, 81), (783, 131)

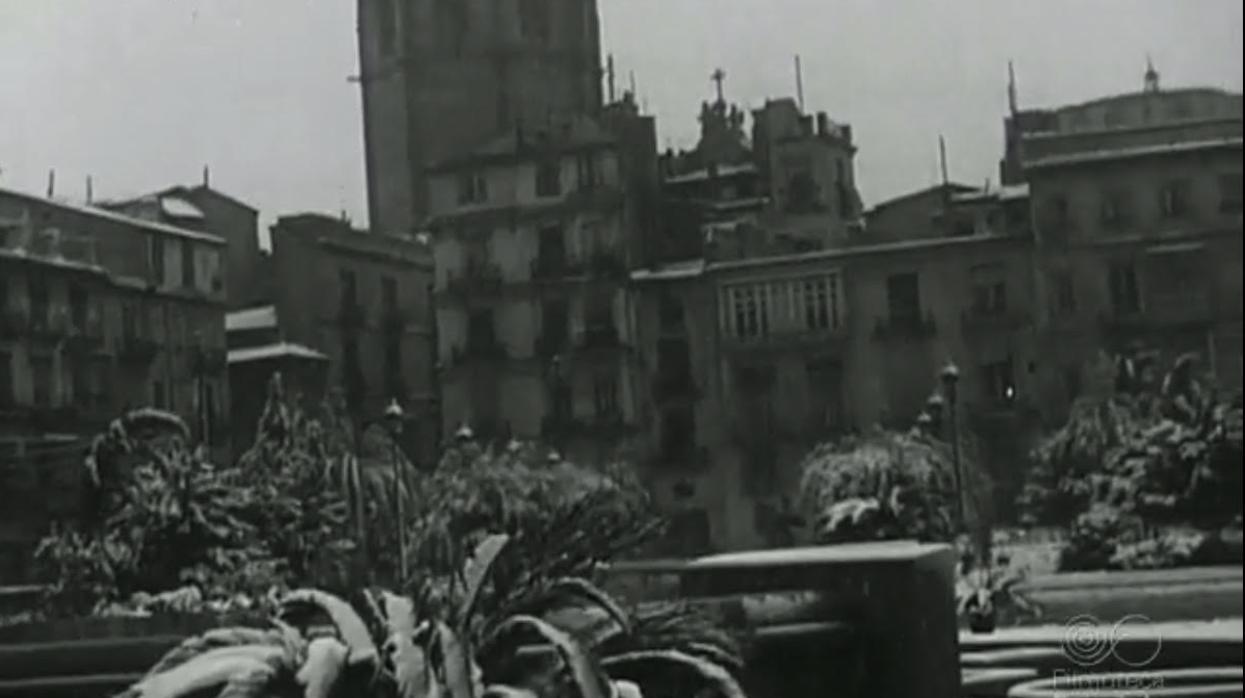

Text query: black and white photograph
(1, 1), (1242, 695)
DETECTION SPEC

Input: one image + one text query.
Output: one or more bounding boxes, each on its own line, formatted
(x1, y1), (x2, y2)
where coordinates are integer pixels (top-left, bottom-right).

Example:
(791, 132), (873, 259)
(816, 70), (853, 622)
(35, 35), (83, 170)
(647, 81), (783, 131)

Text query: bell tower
(357, 0), (604, 234)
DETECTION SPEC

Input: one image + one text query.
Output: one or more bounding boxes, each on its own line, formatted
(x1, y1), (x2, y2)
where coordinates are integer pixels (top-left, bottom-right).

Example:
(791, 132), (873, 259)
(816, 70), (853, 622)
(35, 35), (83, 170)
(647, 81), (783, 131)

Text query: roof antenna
(606, 54), (616, 103)
(202, 165), (210, 188)
(629, 71), (637, 99)
(1144, 54), (1160, 93)
(795, 55), (806, 112)
(939, 135), (950, 187)
(1007, 60), (1018, 115)
(46, 169), (55, 198)
(86, 176), (94, 204)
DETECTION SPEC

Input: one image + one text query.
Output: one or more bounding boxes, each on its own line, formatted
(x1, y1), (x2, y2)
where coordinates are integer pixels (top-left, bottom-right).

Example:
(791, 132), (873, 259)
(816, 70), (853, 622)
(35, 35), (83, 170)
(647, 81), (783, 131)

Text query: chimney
(816, 112), (829, 137)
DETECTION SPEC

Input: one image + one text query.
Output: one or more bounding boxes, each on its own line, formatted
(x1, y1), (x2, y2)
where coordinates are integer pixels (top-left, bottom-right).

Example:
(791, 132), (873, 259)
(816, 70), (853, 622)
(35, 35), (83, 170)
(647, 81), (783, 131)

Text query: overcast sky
(1, 0), (1242, 235)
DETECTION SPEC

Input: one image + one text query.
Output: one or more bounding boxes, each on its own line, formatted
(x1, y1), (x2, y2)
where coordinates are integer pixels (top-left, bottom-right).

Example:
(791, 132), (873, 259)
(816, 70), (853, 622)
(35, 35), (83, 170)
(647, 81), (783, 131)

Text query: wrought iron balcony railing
(445, 263), (504, 297)
(872, 313), (938, 341)
(530, 256), (586, 281)
(960, 308), (1032, 333)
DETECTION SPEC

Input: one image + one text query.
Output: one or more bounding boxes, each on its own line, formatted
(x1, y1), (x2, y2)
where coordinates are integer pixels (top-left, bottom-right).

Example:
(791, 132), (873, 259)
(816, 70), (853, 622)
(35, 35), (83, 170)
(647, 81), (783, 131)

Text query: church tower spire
(1144, 55), (1160, 93)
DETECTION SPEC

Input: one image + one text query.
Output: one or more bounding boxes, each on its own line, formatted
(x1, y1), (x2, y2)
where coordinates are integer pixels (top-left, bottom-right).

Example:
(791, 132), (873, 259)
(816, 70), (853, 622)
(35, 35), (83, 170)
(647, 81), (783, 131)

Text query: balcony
(872, 313), (938, 341)
(1101, 290), (1215, 333)
(65, 313), (105, 354)
(119, 334), (159, 365)
(450, 337), (508, 366)
(26, 309), (69, 342)
(542, 412), (633, 441)
(587, 250), (627, 279)
(960, 308), (1033, 334)
(445, 263), (504, 298)
(575, 325), (623, 352)
(530, 256), (586, 282)
(652, 371), (699, 402)
(534, 332), (570, 359)
(723, 326), (849, 356)
(0, 306), (29, 339)
(382, 306), (409, 333)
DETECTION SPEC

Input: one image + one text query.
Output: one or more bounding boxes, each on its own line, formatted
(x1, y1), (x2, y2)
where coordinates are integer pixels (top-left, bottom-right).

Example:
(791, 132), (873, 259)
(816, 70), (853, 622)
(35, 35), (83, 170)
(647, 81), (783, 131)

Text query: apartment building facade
(426, 115), (642, 460)
(0, 186), (229, 580)
(1017, 76), (1244, 400)
(267, 214), (437, 463)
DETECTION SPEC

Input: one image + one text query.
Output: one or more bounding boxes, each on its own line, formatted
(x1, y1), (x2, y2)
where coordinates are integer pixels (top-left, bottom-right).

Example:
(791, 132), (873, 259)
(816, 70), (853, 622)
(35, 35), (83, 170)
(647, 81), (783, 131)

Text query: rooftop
(630, 258), (708, 282)
(664, 162), (759, 186)
(1024, 136), (1243, 170)
(0, 185), (225, 245)
(227, 342), (328, 365)
(866, 182), (979, 214)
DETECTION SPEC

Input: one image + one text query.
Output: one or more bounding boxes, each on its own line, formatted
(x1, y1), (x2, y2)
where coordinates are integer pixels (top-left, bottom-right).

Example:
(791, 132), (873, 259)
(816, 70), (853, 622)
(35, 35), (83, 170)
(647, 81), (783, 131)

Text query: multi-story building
(0, 186), (229, 580)
(100, 181), (266, 310)
(266, 213), (437, 463)
(425, 113), (644, 460)
(659, 93), (864, 263)
(1012, 67), (1244, 402)
(356, 0), (604, 234)
(631, 226), (1039, 552)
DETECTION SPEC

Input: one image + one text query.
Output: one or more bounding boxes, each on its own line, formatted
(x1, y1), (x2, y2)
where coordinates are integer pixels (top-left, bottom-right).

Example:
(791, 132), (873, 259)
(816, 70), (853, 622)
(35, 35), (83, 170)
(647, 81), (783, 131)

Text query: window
(969, 265), (1008, 316)
(181, 242), (195, 289)
(801, 277), (833, 330)
(151, 379), (165, 409)
(537, 225), (565, 265)
(658, 291), (684, 332)
(981, 358), (1017, 405)
(728, 285), (768, 339)
(382, 276), (398, 313)
(1100, 189), (1132, 229)
(68, 284), (88, 332)
(72, 361), (90, 404)
(1107, 263), (1141, 315)
(467, 309), (496, 346)
(149, 235), (165, 284)
(384, 334), (402, 382)
(339, 269), (358, 305)
(536, 160), (562, 197)
(592, 371), (619, 419)
(806, 358), (845, 432)
(518, 0), (550, 41)
(456, 171), (488, 205)
(1051, 271), (1077, 317)
(541, 300), (569, 352)
(885, 273), (922, 326)
(1220, 173), (1243, 214)
(28, 277), (48, 329)
(0, 351), (12, 408)
(660, 406), (696, 460)
(576, 153), (599, 191)
(1160, 180), (1191, 218)
(585, 290), (614, 332)
(1043, 194), (1071, 232)
(786, 171), (818, 212)
(377, 0), (397, 56)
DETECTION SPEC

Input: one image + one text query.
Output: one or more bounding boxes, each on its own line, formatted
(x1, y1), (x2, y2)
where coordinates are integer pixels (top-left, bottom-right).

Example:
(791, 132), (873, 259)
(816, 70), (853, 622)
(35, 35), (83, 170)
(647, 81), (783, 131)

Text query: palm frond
(602, 649), (747, 698)
(279, 589), (377, 666)
(488, 614), (611, 698)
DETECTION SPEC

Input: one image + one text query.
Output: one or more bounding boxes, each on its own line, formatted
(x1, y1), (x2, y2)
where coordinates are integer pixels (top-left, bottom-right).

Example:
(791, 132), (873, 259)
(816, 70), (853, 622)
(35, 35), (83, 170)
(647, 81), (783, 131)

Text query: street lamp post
(939, 362), (966, 534)
(384, 398), (407, 581)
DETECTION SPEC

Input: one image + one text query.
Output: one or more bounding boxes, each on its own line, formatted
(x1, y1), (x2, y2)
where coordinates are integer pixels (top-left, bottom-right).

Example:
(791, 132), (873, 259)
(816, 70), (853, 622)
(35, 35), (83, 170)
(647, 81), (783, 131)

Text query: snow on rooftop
(226, 305), (278, 332)
(630, 259), (707, 282)
(227, 342), (328, 365)
(160, 196), (205, 220)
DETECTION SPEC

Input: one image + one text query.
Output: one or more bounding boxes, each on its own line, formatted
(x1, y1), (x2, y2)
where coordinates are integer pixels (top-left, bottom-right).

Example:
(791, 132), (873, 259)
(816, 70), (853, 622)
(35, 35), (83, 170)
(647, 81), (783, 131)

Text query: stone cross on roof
(711, 68), (727, 104)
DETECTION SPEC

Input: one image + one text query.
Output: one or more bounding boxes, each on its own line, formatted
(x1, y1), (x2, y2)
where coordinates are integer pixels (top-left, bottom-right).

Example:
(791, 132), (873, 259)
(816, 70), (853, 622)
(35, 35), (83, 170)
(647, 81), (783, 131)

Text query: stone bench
(605, 540), (961, 698)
